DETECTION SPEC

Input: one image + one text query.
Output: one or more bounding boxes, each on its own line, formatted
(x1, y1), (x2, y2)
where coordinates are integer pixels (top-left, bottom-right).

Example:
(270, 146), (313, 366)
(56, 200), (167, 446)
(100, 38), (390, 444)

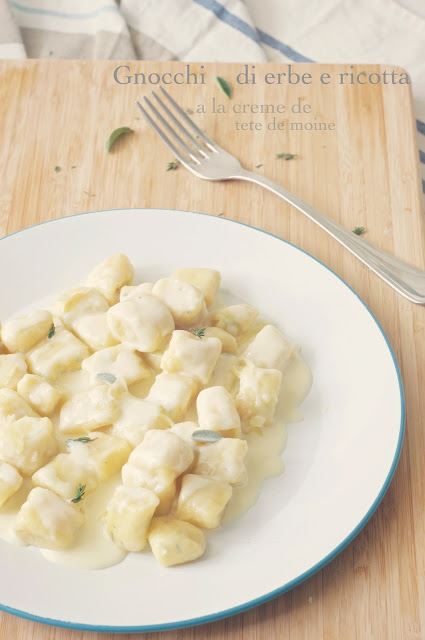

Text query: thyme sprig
(71, 483), (86, 504)
(167, 160), (180, 171)
(190, 327), (205, 338)
(276, 152), (297, 160)
(66, 437), (95, 447)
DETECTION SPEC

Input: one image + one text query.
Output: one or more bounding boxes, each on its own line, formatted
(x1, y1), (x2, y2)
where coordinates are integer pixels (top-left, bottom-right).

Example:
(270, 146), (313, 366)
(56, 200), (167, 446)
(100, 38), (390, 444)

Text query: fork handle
(234, 169), (425, 304)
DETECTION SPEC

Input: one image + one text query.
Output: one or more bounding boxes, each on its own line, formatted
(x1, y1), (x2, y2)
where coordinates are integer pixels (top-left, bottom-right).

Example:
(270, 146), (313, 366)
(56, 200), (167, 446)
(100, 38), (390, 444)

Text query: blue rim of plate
(0, 208), (405, 633)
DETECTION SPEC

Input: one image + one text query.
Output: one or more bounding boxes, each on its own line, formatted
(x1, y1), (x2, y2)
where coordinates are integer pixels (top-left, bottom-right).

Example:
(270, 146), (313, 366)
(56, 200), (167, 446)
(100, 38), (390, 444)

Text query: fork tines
(136, 87), (217, 167)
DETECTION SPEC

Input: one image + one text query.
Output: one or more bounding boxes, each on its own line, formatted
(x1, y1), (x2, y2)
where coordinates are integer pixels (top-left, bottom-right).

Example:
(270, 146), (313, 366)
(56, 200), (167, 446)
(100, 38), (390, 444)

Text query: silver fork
(137, 87), (425, 304)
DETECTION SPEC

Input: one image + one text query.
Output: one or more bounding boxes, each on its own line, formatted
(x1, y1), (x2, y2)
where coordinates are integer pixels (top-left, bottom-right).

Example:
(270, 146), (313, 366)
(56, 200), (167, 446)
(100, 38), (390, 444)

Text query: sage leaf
(106, 126), (134, 152)
(215, 76), (232, 99)
(96, 372), (117, 384)
(192, 429), (223, 443)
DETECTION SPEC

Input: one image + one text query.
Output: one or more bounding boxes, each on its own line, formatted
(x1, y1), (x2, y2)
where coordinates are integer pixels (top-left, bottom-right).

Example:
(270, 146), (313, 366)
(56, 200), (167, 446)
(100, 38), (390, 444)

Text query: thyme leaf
(353, 226), (365, 236)
(48, 324), (55, 339)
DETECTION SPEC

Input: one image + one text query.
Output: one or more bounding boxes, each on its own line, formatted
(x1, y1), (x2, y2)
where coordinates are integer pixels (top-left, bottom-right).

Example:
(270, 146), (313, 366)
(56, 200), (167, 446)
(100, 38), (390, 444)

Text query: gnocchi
(172, 268), (221, 308)
(212, 304), (258, 337)
(120, 282), (154, 301)
(160, 330), (222, 384)
(53, 286), (117, 352)
(0, 415), (57, 476)
(1, 310), (53, 353)
(193, 438), (248, 486)
(125, 429), (194, 479)
(86, 253), (135, 305)
(0, 388), (40, 420)
(148, 517), (206, 567)
(107, 294), (174, 352)
(14, 487), (85, 550)
(152, 278), (206, 327)
(27, 325), (90, 380)
(122, 429), (193, 514)
(202, 327), (237, 354)
(175, 474), (232, 529)
(53, 286), (109, 324)
(111, 395), (171, 448)
(147, 371), (198, 421)
(58, 377), (126, 433)
(17, 374), (63, 415)
(0, 353), (27, 390)
(106, 485), (159, 552)
(0, 462), (23, 509)
(235, 359), (282, 431)
(197, 386), (241, 438)
(32, 451), (99, 500)
(82, 344), (150, 386)
(244, 324), (294, 371)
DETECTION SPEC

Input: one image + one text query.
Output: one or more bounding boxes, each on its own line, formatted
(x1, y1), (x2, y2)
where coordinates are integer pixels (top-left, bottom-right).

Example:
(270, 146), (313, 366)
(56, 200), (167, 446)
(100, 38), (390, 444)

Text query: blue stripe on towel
(257, 29), (313, 62)
(9, 0), (119, 19)
(417, 119), (425, 136)
(420, 150), (425, 164)
(194, 0), (312, 61)
(193, 0), (261, 44)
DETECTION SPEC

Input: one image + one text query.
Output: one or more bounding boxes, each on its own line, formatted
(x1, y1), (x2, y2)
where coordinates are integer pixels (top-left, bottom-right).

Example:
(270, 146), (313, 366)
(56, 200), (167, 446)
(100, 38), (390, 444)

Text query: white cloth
(1, 0), (425, 194)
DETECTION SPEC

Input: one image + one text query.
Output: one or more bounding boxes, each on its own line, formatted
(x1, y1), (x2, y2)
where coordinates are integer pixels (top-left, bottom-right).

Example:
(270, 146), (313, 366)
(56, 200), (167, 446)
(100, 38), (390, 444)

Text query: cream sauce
(41, 474), (126, 569)
(224, 353), (312, 521)
(0, 478), (32, 545)
(0, 323), (312, 570)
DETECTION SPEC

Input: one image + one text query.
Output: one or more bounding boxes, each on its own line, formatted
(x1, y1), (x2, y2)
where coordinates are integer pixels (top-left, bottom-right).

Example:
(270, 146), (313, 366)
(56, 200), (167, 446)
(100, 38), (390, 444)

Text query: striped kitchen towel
(1, 0), (425, 196)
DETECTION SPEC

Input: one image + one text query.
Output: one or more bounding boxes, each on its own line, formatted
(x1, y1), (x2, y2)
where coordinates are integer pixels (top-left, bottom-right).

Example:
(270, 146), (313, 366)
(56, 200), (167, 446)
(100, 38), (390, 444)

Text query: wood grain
(0, 60), (423, 640)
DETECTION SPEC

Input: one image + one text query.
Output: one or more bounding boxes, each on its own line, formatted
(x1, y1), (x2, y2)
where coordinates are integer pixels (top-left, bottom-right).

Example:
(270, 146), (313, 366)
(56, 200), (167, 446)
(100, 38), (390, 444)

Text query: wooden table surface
(0, 60), (424, 640)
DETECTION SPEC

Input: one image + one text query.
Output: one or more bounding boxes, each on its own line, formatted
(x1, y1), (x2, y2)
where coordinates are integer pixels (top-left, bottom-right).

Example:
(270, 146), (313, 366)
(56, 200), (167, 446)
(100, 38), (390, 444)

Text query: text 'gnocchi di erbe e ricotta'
(0, 254), (311, 568)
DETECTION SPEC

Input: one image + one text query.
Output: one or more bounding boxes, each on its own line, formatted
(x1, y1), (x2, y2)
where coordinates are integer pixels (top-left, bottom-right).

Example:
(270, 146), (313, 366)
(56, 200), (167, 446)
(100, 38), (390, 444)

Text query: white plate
(0, 208), (404, 632)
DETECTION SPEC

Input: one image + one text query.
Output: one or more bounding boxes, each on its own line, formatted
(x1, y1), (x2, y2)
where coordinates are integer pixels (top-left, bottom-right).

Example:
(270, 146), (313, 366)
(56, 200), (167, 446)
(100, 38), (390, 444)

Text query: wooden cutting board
(0, 60), (424, 640)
